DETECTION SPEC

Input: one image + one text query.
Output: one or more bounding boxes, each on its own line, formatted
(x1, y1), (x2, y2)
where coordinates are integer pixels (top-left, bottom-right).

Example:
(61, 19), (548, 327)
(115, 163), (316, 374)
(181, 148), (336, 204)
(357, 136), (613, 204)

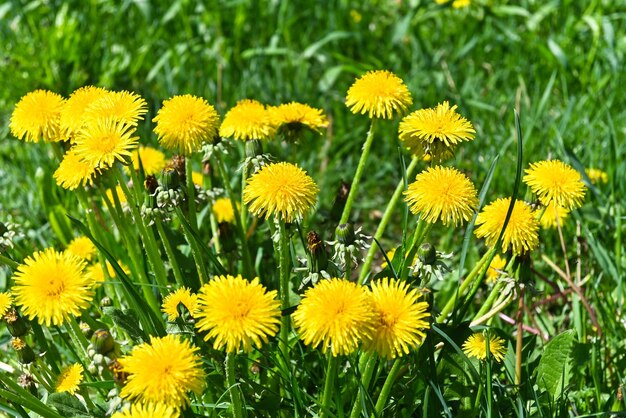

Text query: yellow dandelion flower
(345, 70), (412, 119)
(462, 333), (507, 362)
(404, 166), (478, 226)
(119, 335), (205, 409)
(162, 288), (199, 321)
(453, 0), (470, 8)
(195, 275), (281, 353)
(364, 277), (430, 359)
(12, 248), (93, 326)
(85, 263), (106, 287)
(82, 90), (147, 126)
(191, 171), (204, 187)
(129, 146), (167, 176)
(269, 102), (328, 140)
(293, 278), (375, 357)
(523, 160), (586, 209)
(538, 201), (570, 230)
(486, 254), (507, 283)
(474, 198), (539, 255)
(61, 86), (109, 140)
(219, 99), (273, 141)
(56, 364), (84, 395)
(105, 186), (127, 206)
(399, 101), (475, 161)
(585, 168), (608, 185)
(112, 403), (179, 418)
(212, 197), (237, 224)
(73, 119), (138, 169)
(153, 94), (220, 154)
(53, 149), (99, 190)
(243, 162), (319, 223)
(66, 236), (97, 261)
(0, 292), (13, 317)
(10, 89), (65, 142)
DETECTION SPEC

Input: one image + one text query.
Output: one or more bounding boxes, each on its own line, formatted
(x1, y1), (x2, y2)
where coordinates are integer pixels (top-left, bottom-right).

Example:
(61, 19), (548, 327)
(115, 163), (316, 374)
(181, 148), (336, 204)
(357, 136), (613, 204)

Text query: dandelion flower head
(119, 334), (205, 409)
(243, 162), (319, 223)
(162, 287), (199, 321)
(56, 364), (84, 395)
(269, 102), (328, 139)
(462, 332), (507, 362)
(486, 254), (507, 283)
(61, 86), (109, 140)
(523, 160), (586, 209)
(293, 278), (375, 356)
(474, 197), (539, 255)
(82, 90), (147, 126)
(112, 403), (179, 418)
(73, 118), (138, 169)
(195, 275), (281, 353)
(129, 146), (167, 175)
(219, 99), (273, 141)
(153, 94), (220, 154)
(66, 236), (97, 261)
(10, 89), (65, 142)
(404, 165), (478, 226)
(212, 197), (236, 224)
(345, 70), (412, 119)
(538, 201), (570, 230)
(399, 101), (475, 161)
(0, 292), (13, 318)
(12, 248), (92, 326)
(53, 149), (99, 190)
(364, 277), (430, 359)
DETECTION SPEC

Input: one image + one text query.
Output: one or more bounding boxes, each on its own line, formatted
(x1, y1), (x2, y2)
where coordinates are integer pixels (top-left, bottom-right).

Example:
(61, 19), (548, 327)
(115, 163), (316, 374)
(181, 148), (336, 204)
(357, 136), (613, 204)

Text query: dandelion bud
(17, 373), (37, 396)
(91, 329), (115, 355)
(100, 296), (113, 307)
(418, 243), (437, 266)
(335, 223), (355, 245)
(162, 166), (183, 190)
(245, 139), (264, 158)
(5, 308), (29, 337)
(12, 337), (35, 364)
(307, 231), (328, 272)
(79, 321), (93, 339)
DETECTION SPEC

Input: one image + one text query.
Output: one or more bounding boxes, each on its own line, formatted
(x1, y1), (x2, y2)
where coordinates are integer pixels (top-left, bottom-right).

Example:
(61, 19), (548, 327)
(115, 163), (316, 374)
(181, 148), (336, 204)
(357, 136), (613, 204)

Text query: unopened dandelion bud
(79, 321), (93, 338)
(245, 139), (264, 158)
(18, 373), (37, 396)
(91, 329), (115, 355)
(307, 231), (328, 272)
(162, 166), (183, 190)
(335, 223), (356, 245)
(418, 243), (437, 266)
(100, 296), (112, 307)
(5, 308), (29, 337)
(12, 337), (36, 364)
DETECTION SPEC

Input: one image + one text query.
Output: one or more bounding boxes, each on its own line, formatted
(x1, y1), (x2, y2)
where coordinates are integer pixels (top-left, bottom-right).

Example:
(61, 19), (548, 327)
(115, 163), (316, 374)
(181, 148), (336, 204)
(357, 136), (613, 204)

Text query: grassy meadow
(0, 0), (625, 417)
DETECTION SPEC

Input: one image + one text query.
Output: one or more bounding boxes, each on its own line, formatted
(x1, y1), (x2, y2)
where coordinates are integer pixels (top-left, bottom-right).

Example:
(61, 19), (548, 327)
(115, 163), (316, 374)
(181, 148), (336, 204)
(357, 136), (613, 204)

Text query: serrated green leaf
(47, 392), (87, 417)
(102, 307), (148, 342)
(536, 330), (576, 399)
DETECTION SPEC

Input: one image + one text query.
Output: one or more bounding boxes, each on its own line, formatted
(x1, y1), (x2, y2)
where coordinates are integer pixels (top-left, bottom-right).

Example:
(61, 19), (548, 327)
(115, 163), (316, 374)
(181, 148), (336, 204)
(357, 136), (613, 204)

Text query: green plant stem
(241, 157), (250, 240)
(349, 354), (377, 418)
(154, 219), (185, 287)
(174, 207), (208, 285)
(213, 154), (254, 277)
(358, 157), (420, 285)
(225, 353), (244, 418)
(437, 248), (496, 323)
(0, 254), (19, 269)
(185, 157), (199, 229)
(400, 219), (433, 280)
(374, 359), (403, 415)
(321, 354), (339, 418)
(66, 317), (89, 358)
(278, 220), (291, 366)
(339, 118), (377, 224)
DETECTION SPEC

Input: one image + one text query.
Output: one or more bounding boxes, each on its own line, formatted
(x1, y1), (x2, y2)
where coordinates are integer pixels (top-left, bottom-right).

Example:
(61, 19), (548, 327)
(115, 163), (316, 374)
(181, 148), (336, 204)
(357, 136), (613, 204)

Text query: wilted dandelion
(523, 160), (586, 209)
(54, 149), (99, 190)
(61, 86), (109, 139)
(73, 118), (138, 169)
(212, 197), (236, 224)
(112, 403), (179, 418)
(119, 335), (205, 409)
(82, 90), (148, 126)
(404, 166), (478, 226)
(243, 162), (319, 223)
(129, 146), (167, 175)
(399, 101), (475, 161)
(10, 89), (65, 142)
(474, 197), (539, 255)
(162, 288), (198, 321)
(195, 275), (281, 353)
(486, 254), (507, 283)
(462, 333), (507, 362)
(13, 248), (93, 326)
(293, 278), (375, 356)
(66, 236), (97, 261)
(55, 364), (84, 395)
(219, 99), (273, 141)
(153, 94), (220, 154)
(364, 277), (430, 359)
(345, 70), (412, 119)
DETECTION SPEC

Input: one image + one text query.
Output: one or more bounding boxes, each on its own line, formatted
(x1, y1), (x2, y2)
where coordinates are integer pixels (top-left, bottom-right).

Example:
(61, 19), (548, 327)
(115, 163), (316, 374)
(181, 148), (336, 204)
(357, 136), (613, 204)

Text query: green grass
(1, 0), (625, 416)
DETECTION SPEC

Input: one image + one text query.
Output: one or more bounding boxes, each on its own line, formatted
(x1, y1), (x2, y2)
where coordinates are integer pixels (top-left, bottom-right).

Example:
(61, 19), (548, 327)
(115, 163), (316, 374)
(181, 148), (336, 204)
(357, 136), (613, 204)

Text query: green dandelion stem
(358, 157), (420, 285)
(0, 254), (19, 270)
(400, 219), (433, 281)
(185, 157), (199, 228)
(174, 207), (208, 286)
(225, 353), (244, 418)
(154, 219), (185, 287)
(349, 353), (377, 418)
(240, 154), (251, 244)
(374, 358), (403, 415)
(437, 247), (496, 323)
(278, 219), (292, 366)
(339, 118), (377, 224)
(471, 254), (516, 322)
(320, 353), (339, 418)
